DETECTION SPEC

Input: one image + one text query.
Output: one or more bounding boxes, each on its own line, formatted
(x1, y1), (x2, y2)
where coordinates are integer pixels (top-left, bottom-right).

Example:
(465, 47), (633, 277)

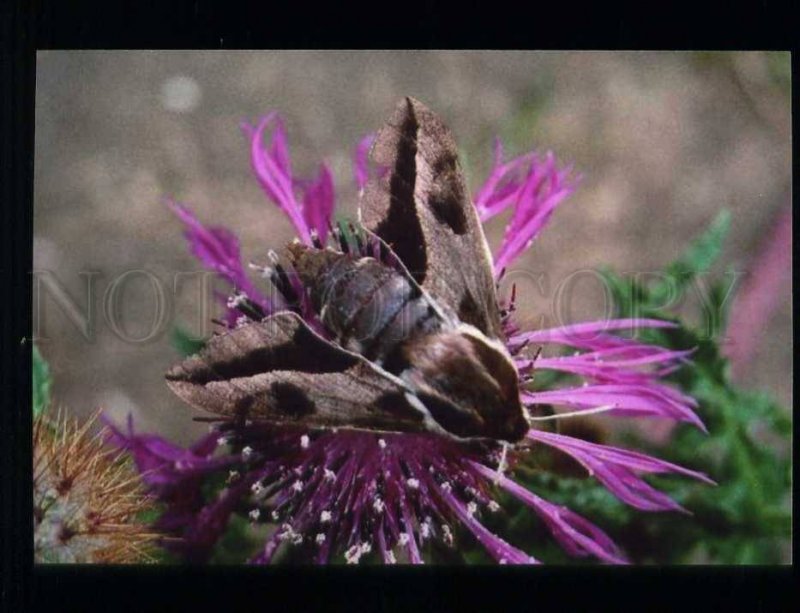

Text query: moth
(166, 97), (530, 443)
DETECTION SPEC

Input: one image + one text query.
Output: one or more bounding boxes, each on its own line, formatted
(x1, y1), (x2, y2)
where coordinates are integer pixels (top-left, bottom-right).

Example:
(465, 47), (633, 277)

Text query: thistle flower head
(110, 104), (712, 564)
(34, 409), (157, 563)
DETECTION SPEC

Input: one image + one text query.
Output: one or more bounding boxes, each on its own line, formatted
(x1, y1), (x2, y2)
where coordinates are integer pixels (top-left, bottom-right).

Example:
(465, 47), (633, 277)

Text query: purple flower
(475, 139), (578, 275)
(113, 112), (712, 564)
(724, 203), (792, 380)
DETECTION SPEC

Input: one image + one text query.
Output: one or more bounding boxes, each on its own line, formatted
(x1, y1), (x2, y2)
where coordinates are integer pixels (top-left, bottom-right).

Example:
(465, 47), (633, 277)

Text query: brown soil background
(34, 51), (791, 444)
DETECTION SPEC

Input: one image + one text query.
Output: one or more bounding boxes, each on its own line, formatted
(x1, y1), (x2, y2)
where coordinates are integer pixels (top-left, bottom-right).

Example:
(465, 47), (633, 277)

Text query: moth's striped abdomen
(287, 244), (443, 366)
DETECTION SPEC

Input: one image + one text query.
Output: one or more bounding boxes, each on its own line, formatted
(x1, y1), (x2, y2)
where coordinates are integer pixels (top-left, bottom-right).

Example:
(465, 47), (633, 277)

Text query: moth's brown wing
(360, 96), (503, 339)
(165, 312), (432, 434)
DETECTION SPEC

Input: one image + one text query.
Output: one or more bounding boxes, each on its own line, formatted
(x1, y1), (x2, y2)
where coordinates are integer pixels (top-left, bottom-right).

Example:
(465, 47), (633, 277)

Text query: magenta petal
(167, 200), (273, 314)
(471, 462), (626, 564)
(724, 204), (792, 379)
(246, 115), (312, 243)
(523, 382), (706, 431)
(181, 473), (258, 560)
(508, 318), (678, 351)
(353, 133), (376, 191)
(527, 347), (695, 385)
(526, 430), (714, 512)
(245, 114), (336, 242)
(436, 480), (538, 564)
(103, 414), (233, 488)
(302, 164), (335, 242)
(474, 142), (579, 273)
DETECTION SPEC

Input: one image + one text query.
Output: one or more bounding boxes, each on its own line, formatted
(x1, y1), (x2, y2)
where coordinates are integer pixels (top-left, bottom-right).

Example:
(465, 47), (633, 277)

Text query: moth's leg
(310, 228), (324, 250)
(492, 441), (510, 484)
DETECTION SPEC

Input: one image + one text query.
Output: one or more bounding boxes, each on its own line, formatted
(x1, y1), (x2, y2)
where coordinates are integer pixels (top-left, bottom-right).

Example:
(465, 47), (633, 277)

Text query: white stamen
(227, 293), (246, 309)
(345, 545), (361, 564)
(406, 478), (420, 490)
(315, 533), (326, 545)
(440, 482), (452, 493)
(241, 446), (253, 459)
(372, 498), (385, 514)
(300, 435), (310, 449)
(278, 523), (303, 545)
(378, 438), (387, 449)
(324, 468), (336, 482)
(248, 509), (260, 521)
(270, 510), (280, 521)
(248, 261), (271, 277)
(467, 501), (478, 517)
(386, 550), (396, 564)
(216, 436), (228, 447)
(291, 480), (304, 492)
(398, 533), (410, 546)
(345, 542), (370, 564)
(442, 524), (454, 545)
(251, 482), (264, 496)
(488, 500), (500, 513)
(320, 510), (332, 524)
(227, 470), (240, 483)
(235, 315), (249, 328)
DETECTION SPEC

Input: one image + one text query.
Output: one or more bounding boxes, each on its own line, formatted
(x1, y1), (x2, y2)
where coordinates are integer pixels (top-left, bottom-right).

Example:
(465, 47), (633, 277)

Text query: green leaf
(663, 209), (731, 290)
(209, 514), (266, 564)
(172, 325), (207, 357)
(32, 345), (52, 418)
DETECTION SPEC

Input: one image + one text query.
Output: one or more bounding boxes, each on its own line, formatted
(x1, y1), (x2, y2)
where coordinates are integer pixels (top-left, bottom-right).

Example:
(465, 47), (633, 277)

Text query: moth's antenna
(527, 404), (618, 422)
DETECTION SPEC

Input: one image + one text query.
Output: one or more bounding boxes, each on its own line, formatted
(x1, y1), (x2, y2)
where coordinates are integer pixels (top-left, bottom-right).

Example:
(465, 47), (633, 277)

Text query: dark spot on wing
(427, 154), (468, 235)
(457, 292), (487, 333)
(167, 319), (359, 385)
(270, 382), (316, 417)
(373, 101), (428, 284)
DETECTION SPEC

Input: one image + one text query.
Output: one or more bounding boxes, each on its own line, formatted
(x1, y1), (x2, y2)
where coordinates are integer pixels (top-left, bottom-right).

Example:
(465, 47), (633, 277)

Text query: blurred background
(34, 51), (791, 446)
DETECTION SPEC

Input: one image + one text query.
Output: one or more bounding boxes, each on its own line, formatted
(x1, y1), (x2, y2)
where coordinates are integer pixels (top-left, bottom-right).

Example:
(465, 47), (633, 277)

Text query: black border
(2, 1), (796, 611)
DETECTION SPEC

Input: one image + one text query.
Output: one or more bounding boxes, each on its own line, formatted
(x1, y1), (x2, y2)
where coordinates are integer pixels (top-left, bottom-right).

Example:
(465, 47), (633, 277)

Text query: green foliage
(208, 514), (267, 564)
(503, 210), (791, 564)
(172, 325), (207, 357)
(32, 345), (52, 418)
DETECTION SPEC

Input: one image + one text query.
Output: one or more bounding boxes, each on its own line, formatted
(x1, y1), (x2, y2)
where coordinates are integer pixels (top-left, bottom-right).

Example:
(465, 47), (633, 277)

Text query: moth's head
(401, 326), (529, 443)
